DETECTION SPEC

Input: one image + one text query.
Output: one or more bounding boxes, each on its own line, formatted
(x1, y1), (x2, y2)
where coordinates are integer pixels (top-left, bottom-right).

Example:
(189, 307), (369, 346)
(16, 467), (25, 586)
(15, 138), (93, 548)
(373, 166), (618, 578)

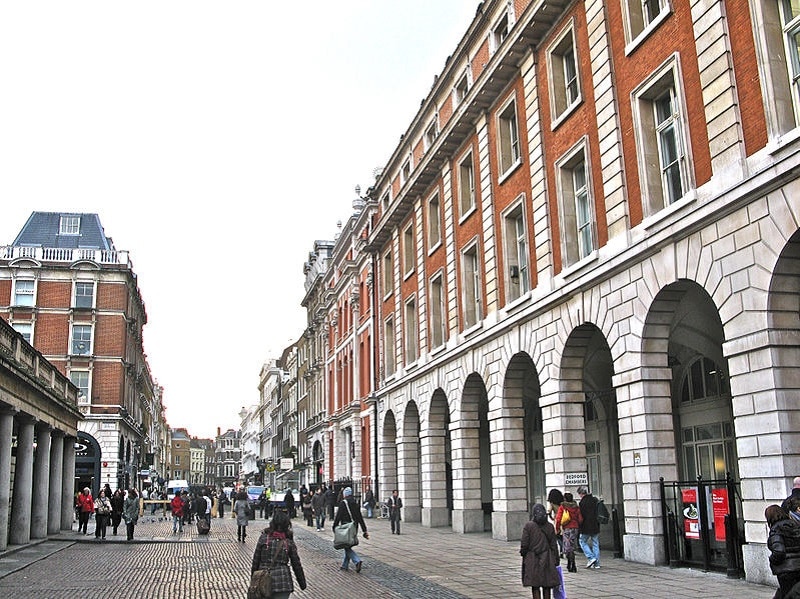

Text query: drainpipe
(370, 250), (380, 502)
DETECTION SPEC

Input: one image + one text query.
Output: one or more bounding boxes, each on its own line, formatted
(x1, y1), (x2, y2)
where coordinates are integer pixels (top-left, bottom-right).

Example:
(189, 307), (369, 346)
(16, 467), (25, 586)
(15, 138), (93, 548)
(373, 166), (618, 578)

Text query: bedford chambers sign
(564, 472), (589, 487)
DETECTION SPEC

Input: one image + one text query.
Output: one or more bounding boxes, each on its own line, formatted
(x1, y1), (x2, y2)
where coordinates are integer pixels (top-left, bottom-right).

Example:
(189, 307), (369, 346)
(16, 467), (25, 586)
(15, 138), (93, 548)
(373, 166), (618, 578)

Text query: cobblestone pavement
(0, 513), (778, 598)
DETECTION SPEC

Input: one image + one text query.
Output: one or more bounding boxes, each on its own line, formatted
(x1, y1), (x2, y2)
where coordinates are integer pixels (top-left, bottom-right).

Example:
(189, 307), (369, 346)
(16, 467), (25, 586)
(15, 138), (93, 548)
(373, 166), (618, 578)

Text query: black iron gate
(659, 473), (744, 578)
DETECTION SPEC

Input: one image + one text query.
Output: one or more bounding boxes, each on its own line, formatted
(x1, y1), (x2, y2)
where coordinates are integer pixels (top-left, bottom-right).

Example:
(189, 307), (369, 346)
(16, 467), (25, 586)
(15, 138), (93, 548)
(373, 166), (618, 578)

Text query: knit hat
(343, 487), (353, 497)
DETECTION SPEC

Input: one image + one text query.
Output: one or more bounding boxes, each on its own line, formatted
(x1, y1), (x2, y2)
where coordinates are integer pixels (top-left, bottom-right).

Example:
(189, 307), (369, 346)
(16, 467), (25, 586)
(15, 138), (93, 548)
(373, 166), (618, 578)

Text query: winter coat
(251, 531), (307, 593)
(768, 518), (800, 576)
(333, 497), (368, 534)
(579, 493), (600, 535)
(170, 495), (184, 517)
(234, 498), (250, 527)
(123, 495), (139, 524)
(520, 511), (560, 588)
(77, 492), (94, 513)
(110, 493), (124, 514)
(554, 500), (582, 534)
(94, 496), (112, 515)
(311, 492), (325, 515)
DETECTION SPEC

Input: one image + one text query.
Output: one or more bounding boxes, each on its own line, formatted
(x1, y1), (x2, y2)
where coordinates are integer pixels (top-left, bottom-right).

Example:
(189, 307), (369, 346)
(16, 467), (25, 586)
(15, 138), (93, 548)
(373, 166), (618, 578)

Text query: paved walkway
(0, 513), (778, 598)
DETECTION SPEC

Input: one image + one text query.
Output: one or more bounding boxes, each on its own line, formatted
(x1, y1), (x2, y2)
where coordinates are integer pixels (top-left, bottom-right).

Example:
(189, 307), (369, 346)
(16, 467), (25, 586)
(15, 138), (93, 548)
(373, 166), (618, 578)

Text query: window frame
(453, 68), (472, 105)
(490, 12), (510, 54)
(383, 315), (396, 377)
(457, 150), (477, 220)
(502, 197), (531, 302)
(69, 369), (91, 404)
(59, 215), (80, 235)
(404, 295), (418, 365)
(461, 241), (483, 329)
(402, 223), (415, 278)
(496, 95), (522, 178)
(779, 0), (800, 120)
(74, 281), (95, 309)
(401, 157), (412, 185)
(13, 279), (35, 307)
(631, 55), (692, 218)
(426, 190), (442, 252)
(12, 321), (32, 344)
(71, 323), (93, 356)
(424, 115), (439, 151)
(547, 19), (582, 128)
(556, 138), (597, 267)
(429, 271), (446, 349)
(382, 249), (394, 300)
(621, 0), (672, 54)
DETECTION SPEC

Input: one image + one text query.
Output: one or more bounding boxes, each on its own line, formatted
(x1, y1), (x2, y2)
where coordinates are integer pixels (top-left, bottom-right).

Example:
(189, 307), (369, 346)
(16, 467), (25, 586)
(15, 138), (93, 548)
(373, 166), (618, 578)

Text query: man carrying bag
(332, 487), (369, 572)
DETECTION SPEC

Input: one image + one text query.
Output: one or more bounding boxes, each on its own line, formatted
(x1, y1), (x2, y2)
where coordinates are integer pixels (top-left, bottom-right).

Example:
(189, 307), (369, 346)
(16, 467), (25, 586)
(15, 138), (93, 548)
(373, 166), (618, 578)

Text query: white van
(166, 479), (189, 500)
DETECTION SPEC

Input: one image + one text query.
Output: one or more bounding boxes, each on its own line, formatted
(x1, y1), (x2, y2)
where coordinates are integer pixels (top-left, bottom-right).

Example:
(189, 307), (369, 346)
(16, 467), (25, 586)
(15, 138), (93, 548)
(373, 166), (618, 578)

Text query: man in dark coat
(577, 486), (601, 569)
(387, 489), (403, 534)
(783, 477), (800, 510)
(284, 489), (296, 518)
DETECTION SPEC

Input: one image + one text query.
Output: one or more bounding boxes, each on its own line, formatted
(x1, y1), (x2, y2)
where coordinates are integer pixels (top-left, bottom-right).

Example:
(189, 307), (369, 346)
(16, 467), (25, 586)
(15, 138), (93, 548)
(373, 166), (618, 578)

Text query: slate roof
(11, 211), (114, 250)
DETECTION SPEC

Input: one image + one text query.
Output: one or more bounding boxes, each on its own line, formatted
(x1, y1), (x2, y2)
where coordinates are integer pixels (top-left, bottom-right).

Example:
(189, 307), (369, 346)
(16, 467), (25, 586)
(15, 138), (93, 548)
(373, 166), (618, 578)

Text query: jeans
(366, 504), (373, 518)
(579, 533), (600, 564)
(315, 512), (326, 530)
(173, 514), (183, 533)
(341, 546), (362, 570)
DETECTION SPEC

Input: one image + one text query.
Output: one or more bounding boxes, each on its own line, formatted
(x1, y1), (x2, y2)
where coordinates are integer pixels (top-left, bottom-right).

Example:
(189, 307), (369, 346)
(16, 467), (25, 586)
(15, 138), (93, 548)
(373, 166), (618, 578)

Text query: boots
(567, 552), (577, 573)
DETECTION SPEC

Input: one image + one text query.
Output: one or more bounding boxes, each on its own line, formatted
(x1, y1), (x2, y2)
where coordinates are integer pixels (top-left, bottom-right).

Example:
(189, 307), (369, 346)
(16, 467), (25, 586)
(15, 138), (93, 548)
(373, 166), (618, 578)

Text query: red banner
(712, 488), (729, 541)
(682, 488), (700, 540)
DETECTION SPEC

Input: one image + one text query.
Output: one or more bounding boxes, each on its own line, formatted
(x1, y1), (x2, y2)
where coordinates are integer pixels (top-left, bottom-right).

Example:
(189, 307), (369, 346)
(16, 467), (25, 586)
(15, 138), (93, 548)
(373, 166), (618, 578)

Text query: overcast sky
(0, 1), (479, 438)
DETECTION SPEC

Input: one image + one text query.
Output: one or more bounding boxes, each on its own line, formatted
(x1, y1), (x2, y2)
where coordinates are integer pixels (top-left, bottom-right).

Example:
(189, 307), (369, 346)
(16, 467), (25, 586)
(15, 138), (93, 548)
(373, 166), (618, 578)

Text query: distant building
(215, 428), (241, 488)
(0, 212), (162, 493)
(170, 428), (190, 481)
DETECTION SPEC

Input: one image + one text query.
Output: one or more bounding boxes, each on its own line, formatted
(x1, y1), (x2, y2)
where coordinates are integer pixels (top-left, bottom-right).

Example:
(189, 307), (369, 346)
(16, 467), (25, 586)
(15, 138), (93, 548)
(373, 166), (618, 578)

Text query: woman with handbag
(554, 492), (582, 572)
(93, 489), (112, 540)
(520, 503), (561, 599)
(332, 486), (369, 572)
(250, 510), (306, 599)
(122, 488), (139, 541)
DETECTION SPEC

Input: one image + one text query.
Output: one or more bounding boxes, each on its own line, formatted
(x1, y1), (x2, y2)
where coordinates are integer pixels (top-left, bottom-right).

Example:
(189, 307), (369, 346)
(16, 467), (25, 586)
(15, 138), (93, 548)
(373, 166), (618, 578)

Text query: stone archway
(399, 400), (422, 522)
(380, 410), (398, 499)
(422, 389), (451, 527)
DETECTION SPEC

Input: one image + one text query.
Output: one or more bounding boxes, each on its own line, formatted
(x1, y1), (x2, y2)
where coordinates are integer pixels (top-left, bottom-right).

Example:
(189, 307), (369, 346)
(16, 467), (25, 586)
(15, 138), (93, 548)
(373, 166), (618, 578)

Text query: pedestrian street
(0, 514), (777, 598)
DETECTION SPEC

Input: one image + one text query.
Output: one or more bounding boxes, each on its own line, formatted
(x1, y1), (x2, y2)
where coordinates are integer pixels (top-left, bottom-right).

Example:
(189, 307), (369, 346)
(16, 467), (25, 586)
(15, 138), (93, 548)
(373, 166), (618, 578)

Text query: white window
(404, 297), (418, 364)
(632, 58), (691, 217)
(503, 200), (530, 301)
(497, 98), (521, 175)
(458, 152), (476, 216)
(75, 281), (94, 309)
(401, 158), (411, 184)
(454, 69), (471, 105)
(780, 1), (800, 116)
(429, 273), (446, 349)
(12, 322), (32, 344)
(71, 324), (92, 355)
(427, 192), (441, 249)
(557, 141), (596, 266)
(70, 370), (90, 403)
(403, 224), (415, 276)
(424, 117), (439, 151)
(621, 0), (670, 50)
(383, 250), (394, 298)
(384, 316), (396, 377)
(491, 13), (509, 53)
(548, 23), (581, 123)
(13, 280), (34, 307)
(461, 243), (482, 328)
(381, 191), (391, 210)
(59, 215), (80, 235)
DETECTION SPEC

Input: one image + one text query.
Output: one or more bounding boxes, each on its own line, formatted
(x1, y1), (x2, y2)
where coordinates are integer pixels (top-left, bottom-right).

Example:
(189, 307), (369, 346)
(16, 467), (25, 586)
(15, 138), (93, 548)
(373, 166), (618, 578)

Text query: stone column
(449, 417), (483, 533)
(9, 415), (35, 545)
(488, 405), (528, 541)
(61, 435), (77, 531)
(30, 423), (52, 539)
(396, 436), (421, 523)
(0, 408), (16, 551)
(48, 430), (65, 535)
(420, 429), (449, 527)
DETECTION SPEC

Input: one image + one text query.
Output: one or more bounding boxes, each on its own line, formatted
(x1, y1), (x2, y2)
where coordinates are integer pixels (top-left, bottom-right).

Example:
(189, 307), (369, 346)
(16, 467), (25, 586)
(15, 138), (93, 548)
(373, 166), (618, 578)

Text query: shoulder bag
(333, 500), (359, 549)
(248, 537), (286, 599)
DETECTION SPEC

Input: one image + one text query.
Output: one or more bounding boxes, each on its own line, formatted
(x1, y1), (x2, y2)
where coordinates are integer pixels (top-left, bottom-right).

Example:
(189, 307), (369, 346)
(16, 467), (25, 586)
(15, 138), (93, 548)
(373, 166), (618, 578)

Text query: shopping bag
(553, 564), (567, 599)
(333, 521), (359, 549)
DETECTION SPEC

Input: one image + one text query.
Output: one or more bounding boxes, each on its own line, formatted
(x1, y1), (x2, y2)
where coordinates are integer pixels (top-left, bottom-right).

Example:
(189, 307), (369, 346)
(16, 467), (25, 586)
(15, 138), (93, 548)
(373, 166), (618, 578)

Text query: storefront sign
(564, 472), (588, 487)
(712, 487), (729, 542)
(682, 487), (700, 540)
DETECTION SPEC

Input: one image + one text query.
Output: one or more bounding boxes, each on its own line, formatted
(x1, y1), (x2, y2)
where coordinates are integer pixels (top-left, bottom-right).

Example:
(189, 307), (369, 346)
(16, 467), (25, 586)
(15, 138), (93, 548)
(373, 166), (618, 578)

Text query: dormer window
(60, 215), (80, 235)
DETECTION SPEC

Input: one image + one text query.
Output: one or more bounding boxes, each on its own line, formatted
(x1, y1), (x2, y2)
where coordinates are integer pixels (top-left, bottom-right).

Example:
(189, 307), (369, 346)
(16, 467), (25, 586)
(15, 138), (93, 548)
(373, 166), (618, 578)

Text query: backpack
(596, 499), (610, 525)
(560, 509), (571, 526)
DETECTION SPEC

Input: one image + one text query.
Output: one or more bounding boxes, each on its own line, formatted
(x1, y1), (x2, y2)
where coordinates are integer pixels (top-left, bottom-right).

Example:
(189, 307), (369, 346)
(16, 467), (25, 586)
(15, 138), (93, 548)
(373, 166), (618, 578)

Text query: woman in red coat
(76, 487), (94, 534)
(520, 503), (561, 599)
(555, 491), (583, 573)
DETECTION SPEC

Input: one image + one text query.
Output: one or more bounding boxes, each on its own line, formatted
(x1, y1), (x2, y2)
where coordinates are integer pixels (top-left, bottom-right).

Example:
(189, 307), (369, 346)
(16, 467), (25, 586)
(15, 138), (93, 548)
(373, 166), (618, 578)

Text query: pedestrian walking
(554, 491), (582, 573)
(93, 489), (112, 540)
(332, 486), (369, 572)
(363, 487), (376, 519)
(258, 490), (268, 519)
(325, 485), (336, 520)
(218, 489), (226, 518)
(284, 489), (296, 519)
(234, 490), (250, 542)
(110, 489), (124, 535)
(387, 489), (403, 534)
(766, 504), (800, 598)
(250, 510), (307, 598)
(783, 478), (800, 511)
(302, 492), (314, 527)
(520, 503), (561, 599)
(311, 487), (326, 531)
(76, 487), (94, 534)
(577, 486), (601, 569)
(171, 492), (184, 534)
(547, 488), (564, 556)
(123, 488), (139, 541)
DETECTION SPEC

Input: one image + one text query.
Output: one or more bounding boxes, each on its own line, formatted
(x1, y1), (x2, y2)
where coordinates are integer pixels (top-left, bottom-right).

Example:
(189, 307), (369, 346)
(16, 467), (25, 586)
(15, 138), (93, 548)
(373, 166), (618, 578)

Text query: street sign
(564, 472), (588, 487)
(280, 457), (293, 471)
